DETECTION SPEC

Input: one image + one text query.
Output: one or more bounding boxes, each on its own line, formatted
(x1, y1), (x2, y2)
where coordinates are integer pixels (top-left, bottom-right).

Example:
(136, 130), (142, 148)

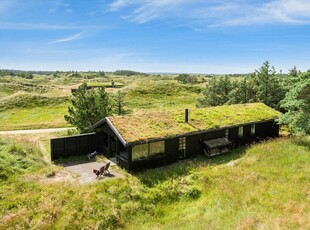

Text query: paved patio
(64, 160), (124, 184)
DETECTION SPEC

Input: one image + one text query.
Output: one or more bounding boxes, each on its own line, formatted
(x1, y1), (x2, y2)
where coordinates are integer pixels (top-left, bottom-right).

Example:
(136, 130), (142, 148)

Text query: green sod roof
(107, 103), (281, 144)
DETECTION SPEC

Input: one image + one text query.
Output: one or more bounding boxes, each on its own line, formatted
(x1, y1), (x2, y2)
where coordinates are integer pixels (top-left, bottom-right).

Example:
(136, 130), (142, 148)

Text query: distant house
(51, 103), (280, 171)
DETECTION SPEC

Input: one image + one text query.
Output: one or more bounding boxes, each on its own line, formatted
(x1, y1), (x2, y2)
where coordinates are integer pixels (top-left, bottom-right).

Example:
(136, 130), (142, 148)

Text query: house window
(225, 129), (229, 139)
(149, 141), (165, 158)
(238, 126), (243, 138)
(251, 124), (256, 136)
(132, 141), (165, 161)
(179, 137), (186, 158)
(132, 143), (148, 161)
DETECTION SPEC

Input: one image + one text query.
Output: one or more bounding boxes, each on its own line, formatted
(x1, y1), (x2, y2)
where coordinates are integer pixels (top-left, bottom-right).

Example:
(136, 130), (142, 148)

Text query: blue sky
(1, 0), (310, 73)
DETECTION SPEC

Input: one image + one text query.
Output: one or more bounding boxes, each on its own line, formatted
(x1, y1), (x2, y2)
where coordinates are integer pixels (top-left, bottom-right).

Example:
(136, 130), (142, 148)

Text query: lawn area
(0, 136), (309, 229)
(0, 103), (70, 131)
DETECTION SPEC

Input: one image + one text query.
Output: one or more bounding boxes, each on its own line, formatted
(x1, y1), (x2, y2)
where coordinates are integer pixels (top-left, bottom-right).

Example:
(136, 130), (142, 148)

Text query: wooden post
(108, 135), (112, 158)
(185, 109), (189, 123)
(116, 138), (119, 156)
(127, 146), (132, 171)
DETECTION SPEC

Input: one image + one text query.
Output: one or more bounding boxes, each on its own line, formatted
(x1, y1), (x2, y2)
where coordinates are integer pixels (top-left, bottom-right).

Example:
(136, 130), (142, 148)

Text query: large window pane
(149, 141), (165, 158)
(132, 143), (148, 161)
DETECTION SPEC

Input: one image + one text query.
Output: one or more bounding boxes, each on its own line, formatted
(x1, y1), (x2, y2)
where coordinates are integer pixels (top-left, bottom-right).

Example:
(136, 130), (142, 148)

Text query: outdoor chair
(104, 162), (111, 175)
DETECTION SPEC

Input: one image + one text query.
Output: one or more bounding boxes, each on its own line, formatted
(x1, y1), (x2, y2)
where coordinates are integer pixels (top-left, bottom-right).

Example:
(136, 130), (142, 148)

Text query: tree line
(196, 61), (309, 134)
(197, 61), (292, 110)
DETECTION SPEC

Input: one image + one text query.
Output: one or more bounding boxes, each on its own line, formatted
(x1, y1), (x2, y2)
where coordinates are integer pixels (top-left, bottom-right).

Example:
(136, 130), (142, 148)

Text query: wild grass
(0, 92), (69, 112)
(0, 103), (70, 131)
(0, 136), (309, 229)
(125, 81), (201, 111)
(0, 138), (46, 182)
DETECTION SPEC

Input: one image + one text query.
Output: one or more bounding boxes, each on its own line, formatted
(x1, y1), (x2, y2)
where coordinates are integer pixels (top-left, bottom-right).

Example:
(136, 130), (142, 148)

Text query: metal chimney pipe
(185, 109), (189, 123)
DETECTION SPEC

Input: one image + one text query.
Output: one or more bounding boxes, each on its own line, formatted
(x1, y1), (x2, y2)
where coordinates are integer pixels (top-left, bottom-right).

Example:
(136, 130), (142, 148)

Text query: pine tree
(279, 71), (310, 134)
(197, 76), (233, 107)
(254, 61), (285, 109)
(64, 83), (111, 133)
(287, 66), (301, 86)
(113, 90), (127, 115)
(229, 77), (249, 104)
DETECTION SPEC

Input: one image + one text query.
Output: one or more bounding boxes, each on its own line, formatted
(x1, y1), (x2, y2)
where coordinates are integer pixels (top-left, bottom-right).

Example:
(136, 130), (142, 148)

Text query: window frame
(225, 129), (229, 139)
(179, 137), (186, 159)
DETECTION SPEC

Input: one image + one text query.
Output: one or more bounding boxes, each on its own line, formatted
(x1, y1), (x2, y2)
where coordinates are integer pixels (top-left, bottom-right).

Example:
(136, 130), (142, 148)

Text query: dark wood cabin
(91, 103), (280, 171)
(51, 103), (280, 171)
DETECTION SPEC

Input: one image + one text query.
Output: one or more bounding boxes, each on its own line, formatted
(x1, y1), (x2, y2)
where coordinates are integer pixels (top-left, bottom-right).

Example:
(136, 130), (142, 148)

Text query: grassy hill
(0, 74), (205, 131)
(1, 136), (309, 229)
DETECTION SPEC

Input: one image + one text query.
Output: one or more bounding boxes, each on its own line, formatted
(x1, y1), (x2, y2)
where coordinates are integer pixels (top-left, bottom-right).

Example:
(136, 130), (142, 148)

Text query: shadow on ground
(54, 155), (100, 167)
(97, 173), (116, 180)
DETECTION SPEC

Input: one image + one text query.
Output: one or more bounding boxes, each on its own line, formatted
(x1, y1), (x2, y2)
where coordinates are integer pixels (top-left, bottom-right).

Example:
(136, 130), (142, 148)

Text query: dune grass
(0, 75), (205, 131)
(0, 92), (69, 112)
(125, 81), (201, 111)
(0, 103), (70, 131)
(0, 136), (309, 229)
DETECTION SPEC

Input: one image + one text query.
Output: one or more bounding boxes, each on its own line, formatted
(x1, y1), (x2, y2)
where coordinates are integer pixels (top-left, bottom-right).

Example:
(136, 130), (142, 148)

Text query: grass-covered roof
(107, 103), (281, 144)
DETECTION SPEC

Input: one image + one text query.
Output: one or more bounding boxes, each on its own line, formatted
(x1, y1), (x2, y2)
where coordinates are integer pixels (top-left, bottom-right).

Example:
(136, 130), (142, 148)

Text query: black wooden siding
(50, 133), (103, 160)
(127, 120), (279, 171)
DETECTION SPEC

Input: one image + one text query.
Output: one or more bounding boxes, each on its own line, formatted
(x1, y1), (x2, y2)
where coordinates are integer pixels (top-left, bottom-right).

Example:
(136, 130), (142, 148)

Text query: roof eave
(91, 118), (107, 130)
(105, 117), (128, 146)
(91, 117), (128, 146)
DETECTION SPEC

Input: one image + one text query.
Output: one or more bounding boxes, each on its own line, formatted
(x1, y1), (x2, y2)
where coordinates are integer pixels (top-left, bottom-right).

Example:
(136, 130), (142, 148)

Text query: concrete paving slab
(64, 160), (124, 184)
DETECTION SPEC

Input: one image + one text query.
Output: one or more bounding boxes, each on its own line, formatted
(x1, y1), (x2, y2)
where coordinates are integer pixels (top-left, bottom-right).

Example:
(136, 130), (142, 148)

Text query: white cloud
(215, 0), (310, 26)
(109, 0), (132, 12)
(110, 0), (193, 23)
(49, 0), (72, 14)
(50, 32), (84, 44)
(108, 0), (310, 26)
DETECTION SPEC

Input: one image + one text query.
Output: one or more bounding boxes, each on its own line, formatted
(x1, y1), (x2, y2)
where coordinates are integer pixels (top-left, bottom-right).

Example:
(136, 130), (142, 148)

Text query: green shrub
(98, 210), (123, 230)
(185, 187), (201, 200)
